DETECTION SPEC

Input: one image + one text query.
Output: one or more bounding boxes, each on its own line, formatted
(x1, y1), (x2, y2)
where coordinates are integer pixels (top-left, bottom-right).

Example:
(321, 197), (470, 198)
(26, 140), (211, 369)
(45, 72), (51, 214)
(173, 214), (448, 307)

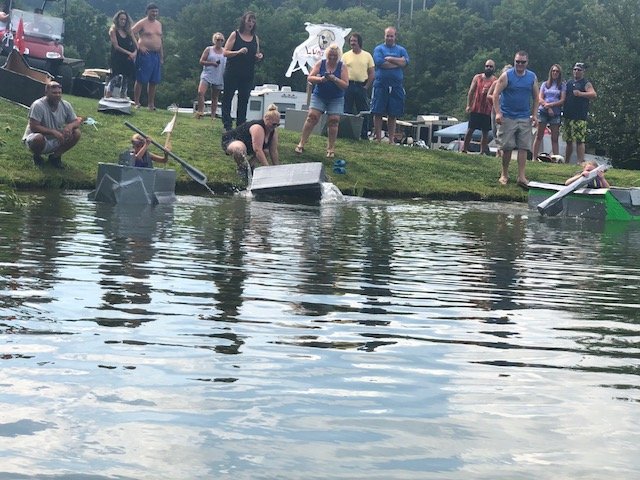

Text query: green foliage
(581, 0), (640, 169)
(64, 0), (110, 68)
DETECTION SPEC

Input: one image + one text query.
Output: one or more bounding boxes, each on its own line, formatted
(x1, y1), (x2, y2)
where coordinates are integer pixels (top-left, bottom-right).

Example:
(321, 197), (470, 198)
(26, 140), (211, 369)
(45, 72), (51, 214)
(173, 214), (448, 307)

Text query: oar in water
(537, 163), (610, 216)
(124, 121), (215, 195)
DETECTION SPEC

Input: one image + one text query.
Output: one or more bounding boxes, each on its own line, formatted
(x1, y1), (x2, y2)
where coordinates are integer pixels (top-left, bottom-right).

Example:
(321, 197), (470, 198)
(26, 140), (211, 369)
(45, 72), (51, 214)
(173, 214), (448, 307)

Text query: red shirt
(471, 74), (497, 116)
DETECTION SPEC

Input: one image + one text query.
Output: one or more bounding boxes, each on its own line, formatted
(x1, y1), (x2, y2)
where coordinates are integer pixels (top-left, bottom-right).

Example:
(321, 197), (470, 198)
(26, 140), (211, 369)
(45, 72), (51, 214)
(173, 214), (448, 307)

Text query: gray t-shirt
(22, 96), (77, 140)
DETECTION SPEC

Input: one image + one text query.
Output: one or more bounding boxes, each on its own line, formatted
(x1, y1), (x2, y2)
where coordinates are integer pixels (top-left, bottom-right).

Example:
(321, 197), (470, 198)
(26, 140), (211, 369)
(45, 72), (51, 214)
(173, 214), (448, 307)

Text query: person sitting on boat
(130, 133), (168, 168)
(221, 103), (280, 180)
(22, 82), (83, 169)
(565, 161), (609, 189)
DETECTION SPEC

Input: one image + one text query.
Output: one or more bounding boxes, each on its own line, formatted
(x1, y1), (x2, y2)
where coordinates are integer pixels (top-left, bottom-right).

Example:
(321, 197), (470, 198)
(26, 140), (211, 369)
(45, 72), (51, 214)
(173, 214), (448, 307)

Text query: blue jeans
(344, 82), (370, 139)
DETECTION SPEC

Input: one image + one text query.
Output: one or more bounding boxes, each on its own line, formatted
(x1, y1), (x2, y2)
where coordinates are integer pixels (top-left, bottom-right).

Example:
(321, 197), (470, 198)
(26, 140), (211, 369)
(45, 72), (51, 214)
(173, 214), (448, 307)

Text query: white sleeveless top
(200, 47), (226, 87)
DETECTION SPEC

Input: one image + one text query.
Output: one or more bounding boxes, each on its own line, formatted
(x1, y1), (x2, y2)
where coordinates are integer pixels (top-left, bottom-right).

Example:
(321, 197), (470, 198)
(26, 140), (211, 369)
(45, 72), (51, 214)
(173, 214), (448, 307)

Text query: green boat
(528, 181), (640, 221)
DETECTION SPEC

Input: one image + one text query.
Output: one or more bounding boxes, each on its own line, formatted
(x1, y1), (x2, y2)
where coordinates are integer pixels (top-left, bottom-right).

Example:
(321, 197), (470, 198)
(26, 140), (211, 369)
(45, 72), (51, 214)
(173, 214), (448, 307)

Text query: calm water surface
(0, 191), (638, 479)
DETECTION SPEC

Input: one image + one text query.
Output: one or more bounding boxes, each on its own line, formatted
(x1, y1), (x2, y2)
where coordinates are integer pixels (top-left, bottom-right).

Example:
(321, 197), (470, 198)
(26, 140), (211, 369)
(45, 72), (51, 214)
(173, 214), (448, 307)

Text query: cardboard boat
(88, 161), (176, 205)
(249, 162), (326, 203)
(528, 181), (640, 221)
(0, 49), (52, 107)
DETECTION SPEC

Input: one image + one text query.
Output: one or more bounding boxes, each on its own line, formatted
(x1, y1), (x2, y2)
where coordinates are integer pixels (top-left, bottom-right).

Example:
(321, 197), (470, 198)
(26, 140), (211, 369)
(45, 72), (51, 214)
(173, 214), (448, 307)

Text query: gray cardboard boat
(88, 158), (176, 205)
(0, 49), (52, 107)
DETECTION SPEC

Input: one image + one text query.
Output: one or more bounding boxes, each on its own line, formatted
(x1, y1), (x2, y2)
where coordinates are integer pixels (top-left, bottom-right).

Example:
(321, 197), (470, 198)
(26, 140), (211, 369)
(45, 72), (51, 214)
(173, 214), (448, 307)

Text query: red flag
(14, 16), (25, 54)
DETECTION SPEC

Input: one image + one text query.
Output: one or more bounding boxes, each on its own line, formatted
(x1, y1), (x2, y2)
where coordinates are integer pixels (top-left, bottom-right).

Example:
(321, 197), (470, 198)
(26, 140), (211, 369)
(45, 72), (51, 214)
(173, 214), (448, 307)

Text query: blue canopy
(434, 121), (491, 141)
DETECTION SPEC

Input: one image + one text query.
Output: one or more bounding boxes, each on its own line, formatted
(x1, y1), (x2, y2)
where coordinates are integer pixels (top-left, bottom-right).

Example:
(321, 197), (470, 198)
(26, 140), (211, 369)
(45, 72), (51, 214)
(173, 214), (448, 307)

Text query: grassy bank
(1, 95), (637, 200)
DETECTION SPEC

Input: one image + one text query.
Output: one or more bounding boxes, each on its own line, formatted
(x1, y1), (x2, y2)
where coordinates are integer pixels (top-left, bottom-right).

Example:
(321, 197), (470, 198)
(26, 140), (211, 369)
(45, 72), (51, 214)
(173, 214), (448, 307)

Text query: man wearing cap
(563, 62), (597, 164)
(463, 59), (497, 154)
(342, 32), (374, 140)
(22, 82), (83, 168)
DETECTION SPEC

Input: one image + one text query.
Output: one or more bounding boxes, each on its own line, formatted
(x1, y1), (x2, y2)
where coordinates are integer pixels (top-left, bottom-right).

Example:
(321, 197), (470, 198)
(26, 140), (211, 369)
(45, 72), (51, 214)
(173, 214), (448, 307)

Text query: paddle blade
(538, 199), (564, 217)
(162, 116), (176, 135)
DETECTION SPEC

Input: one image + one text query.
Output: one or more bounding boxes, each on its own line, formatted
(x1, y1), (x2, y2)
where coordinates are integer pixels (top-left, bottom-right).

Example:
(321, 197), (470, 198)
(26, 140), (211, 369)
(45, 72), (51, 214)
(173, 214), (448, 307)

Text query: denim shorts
(538, 109), (562, 126)
(309, 94), (344, 115)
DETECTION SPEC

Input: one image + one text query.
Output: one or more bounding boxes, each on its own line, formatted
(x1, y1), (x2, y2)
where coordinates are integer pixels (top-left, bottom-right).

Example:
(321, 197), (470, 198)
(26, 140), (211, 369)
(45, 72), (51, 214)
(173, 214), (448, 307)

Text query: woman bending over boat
(221, 103), (280, 180)
(565, 160), (609, 188)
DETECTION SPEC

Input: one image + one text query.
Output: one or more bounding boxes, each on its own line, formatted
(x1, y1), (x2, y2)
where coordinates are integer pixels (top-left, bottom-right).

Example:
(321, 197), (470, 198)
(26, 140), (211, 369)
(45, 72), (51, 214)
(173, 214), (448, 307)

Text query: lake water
(0, 191), (638, 479)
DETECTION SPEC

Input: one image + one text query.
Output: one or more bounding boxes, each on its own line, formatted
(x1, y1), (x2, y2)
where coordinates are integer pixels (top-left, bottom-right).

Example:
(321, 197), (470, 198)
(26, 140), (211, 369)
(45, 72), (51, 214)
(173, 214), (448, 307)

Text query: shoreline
(1, 96), (636, 201)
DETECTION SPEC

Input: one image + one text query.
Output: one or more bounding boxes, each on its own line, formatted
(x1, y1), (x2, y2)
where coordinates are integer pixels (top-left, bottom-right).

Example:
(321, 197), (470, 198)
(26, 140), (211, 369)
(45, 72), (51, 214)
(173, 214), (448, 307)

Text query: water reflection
(94, 203), (174, 326)
(458, 209), (527, 311)
(0, 193), (639, 479)
(0, 192), (76, 322)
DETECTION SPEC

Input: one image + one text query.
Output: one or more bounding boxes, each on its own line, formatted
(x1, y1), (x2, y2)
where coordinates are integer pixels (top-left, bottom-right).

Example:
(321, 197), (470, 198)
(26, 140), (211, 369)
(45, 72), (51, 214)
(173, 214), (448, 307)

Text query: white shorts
(24, 133), (60, 155)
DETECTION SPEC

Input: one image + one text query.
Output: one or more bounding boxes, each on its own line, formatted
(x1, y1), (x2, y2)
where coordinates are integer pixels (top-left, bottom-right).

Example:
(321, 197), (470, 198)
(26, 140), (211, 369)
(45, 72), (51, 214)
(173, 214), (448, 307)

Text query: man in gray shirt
(23, 82), (83, 168)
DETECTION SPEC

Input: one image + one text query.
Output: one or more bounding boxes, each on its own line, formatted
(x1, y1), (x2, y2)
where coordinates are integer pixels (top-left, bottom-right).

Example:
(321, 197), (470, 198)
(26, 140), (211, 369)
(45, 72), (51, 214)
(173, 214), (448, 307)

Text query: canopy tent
(433, 121), (492, 141)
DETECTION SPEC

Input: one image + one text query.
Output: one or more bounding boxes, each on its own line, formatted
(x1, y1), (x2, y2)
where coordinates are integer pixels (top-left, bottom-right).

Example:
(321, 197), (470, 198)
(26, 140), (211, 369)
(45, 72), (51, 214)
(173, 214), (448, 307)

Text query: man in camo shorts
(563, 62), (597, 164)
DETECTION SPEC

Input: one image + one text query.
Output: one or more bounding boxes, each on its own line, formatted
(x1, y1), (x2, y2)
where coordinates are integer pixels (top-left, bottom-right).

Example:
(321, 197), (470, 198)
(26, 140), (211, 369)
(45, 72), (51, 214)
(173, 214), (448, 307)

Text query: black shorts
(468, 112), (491, 132)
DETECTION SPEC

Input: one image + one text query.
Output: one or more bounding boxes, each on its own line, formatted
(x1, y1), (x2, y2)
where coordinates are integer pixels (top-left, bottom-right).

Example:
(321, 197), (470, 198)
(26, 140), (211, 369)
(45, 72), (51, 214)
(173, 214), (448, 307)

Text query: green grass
(0, 95), (637, 199)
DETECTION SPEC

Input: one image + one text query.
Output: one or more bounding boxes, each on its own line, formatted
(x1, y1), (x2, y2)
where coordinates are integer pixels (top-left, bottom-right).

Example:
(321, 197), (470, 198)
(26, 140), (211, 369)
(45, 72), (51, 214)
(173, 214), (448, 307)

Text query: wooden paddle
(124, 121), (215, 195)
(537, 163), (610, 216)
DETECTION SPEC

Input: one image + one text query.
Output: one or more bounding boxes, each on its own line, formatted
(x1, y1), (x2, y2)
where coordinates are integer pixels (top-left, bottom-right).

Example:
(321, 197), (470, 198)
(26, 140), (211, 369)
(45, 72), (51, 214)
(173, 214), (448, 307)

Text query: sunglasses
(484, 65), (494, 68)
(215, 38), (224, 42)
(515, 60), (527, 64)
(573, 68), (583, 71)
(272, 123), (280, 128)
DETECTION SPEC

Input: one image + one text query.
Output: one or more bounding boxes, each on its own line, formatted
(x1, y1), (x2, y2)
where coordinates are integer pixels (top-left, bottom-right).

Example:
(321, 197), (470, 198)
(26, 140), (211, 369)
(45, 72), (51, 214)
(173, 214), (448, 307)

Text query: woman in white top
(195, 32), (226, 120)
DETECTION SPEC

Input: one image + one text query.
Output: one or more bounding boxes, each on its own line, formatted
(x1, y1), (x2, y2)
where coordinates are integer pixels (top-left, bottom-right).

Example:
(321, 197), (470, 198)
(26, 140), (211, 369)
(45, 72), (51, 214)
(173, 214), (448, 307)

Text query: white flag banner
(285, 22), (351, 77)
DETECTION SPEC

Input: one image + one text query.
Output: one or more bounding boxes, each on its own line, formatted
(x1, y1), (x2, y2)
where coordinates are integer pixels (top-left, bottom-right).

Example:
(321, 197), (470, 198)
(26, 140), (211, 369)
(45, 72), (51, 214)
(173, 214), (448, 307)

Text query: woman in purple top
(532, 64), (566, 161)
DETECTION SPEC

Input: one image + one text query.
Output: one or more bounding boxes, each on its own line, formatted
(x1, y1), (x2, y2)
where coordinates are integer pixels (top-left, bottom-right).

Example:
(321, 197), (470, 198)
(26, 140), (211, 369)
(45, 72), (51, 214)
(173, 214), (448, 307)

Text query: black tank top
(226, 120), (273, 155)
(226, 30), (258, 78)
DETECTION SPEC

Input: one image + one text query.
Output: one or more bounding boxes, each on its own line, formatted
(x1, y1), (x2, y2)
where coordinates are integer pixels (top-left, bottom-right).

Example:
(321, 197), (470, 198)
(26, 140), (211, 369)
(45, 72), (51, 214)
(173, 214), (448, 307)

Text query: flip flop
(498, 176), (509, 186)
(517, 180), (529, 190)
(294, 145), (304, 154)
(332, 166), (346, 175)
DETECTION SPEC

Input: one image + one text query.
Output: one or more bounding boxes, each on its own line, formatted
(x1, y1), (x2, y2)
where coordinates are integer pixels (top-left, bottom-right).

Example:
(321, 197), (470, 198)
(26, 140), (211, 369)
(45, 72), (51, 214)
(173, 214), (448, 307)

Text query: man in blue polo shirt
(371, 26), (409, 143)
(492, 50), (539, 187)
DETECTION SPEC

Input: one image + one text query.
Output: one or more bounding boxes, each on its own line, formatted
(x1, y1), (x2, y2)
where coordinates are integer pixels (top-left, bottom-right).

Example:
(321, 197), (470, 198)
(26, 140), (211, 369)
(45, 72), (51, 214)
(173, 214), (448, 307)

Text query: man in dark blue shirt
(563, 62), (597, 164)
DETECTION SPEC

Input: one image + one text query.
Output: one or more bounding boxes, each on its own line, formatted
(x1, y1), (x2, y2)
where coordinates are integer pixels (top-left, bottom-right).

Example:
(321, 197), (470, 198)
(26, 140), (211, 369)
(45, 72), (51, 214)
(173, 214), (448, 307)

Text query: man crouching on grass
(22, 82), (83, 169)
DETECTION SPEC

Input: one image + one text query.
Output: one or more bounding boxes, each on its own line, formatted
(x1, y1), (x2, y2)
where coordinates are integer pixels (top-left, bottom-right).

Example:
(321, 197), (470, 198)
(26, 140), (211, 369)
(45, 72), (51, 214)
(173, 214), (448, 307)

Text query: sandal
(326, 150), (335, 158)
(294, 145), (304, 154)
